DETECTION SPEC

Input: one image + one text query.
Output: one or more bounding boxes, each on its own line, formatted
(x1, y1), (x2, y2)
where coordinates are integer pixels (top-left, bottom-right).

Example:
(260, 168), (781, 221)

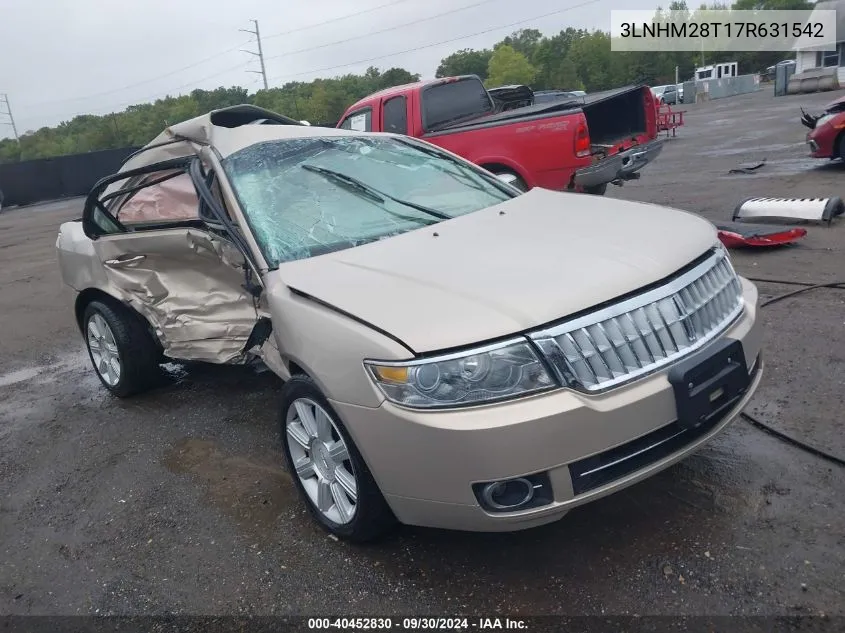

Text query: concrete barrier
(786, 67), (840, 94)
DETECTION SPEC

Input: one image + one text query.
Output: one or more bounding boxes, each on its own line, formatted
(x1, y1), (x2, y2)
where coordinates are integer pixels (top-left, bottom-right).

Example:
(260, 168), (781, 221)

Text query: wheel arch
(835, 128), (845, 159)
(478, 160), (529, 183)
(282, 356), (336, 400)
(74, 289), (163, 355)
(287, 360), (307, 377)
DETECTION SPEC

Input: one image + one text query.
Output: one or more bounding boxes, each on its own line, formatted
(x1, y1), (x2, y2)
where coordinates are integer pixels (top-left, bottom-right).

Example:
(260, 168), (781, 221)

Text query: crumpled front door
(91, 227), (258, 363)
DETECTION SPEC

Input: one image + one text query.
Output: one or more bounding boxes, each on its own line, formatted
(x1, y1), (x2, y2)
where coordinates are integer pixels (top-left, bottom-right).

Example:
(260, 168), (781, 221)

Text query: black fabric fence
(0, 146), (140, 208)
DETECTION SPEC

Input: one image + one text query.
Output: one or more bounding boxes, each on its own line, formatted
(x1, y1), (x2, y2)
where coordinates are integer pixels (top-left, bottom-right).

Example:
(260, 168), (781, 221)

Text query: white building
(695, 62), (738, 81)
(794, 0), (845, 84)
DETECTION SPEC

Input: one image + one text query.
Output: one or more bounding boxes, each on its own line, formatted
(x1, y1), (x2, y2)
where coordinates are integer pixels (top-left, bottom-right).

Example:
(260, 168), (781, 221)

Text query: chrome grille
(530, 249), (744, 392)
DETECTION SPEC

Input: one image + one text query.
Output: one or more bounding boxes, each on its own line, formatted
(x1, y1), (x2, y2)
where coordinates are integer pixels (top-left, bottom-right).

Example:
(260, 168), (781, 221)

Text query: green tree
(532, 28), (587, 89)
(190, 86), (249, 114)
(501, 29), (544, 60)
(567, 31), (615, 91)
(0, 138), (20, 163)
(9, 0), (791, 165)
(485, 45), (537, 87)
(377, 67), (421, 89)
(435, 48), (493, 79)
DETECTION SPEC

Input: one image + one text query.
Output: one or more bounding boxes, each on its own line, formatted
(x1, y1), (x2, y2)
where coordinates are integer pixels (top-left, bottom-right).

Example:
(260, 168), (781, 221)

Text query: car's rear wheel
(280, 375), (395, 542)
(83, 300), (161, 397)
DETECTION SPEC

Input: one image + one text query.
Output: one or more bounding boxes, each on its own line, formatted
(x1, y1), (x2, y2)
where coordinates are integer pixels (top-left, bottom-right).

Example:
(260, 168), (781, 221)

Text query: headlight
(365, 339), (556, 409)
(815, 113), (836, 128)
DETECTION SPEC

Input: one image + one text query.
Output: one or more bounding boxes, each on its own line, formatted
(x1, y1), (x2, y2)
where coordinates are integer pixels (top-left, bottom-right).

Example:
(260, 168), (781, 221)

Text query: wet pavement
(1, 88), (843, 617)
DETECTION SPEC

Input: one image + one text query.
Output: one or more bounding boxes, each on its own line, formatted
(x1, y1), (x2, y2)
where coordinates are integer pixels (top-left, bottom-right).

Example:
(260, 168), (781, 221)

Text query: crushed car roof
(114, 104), (381, 173)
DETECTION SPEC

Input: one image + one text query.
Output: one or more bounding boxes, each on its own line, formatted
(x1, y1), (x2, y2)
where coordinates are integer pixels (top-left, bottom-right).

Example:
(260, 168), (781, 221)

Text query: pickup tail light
(574, 115), (591, 158)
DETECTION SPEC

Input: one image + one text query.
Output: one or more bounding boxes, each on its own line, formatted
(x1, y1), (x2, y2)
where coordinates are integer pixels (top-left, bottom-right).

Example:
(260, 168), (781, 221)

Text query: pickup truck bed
(442, 85), (652, 151)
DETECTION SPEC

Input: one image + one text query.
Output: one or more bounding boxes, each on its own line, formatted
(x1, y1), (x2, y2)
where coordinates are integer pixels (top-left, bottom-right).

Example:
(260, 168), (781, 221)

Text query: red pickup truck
(337, 75), (663, 195)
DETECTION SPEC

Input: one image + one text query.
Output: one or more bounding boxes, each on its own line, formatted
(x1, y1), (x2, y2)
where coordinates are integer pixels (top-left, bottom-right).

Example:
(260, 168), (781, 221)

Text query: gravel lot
(1, 88), (843, 618)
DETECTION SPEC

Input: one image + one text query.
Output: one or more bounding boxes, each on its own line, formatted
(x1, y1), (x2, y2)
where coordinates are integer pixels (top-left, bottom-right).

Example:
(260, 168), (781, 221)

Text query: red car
(802, 95), (845, 158)
(338, 75), (662, 195)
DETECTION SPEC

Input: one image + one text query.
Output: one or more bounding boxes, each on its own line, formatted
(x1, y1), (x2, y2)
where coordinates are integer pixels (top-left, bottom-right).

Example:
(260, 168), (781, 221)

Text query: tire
(82, 300), (161, 397)
(279, 375), (396, 542)
(491, 169), (527, 192)
(838, 133), (845, 160)
(583, 183), (608, 196)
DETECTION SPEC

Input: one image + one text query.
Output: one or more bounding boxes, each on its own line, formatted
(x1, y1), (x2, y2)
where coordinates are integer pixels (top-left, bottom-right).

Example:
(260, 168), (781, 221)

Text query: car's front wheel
(83, 300), (161, 397)
(279, 375), (395, 542)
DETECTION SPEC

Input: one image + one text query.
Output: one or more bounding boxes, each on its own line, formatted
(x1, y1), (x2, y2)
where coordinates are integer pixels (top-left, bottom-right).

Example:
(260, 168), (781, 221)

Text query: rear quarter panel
(56, 220), (111, 293)
(422, 115), (587, 190)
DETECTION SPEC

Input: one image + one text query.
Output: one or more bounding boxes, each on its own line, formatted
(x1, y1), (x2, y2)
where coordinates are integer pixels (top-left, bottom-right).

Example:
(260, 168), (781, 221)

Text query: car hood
(270, 188), (718, 354)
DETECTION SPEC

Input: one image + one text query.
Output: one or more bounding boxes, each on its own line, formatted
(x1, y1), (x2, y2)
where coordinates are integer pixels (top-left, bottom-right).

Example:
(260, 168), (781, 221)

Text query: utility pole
(240, 19), (268, 90)
(0, 94), (19, 141)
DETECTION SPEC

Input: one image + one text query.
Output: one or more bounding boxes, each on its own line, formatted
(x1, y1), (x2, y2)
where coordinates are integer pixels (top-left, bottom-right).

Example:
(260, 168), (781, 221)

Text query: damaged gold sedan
(56, 105), (763, 541)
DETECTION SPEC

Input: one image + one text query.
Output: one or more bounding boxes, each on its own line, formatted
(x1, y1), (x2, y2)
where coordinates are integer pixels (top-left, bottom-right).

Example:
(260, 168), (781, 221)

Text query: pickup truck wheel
(491, 170), (527, 192)
(280, 375), (396, 542)
(583, 183), (608, 195)
(83, 300), (161, 397)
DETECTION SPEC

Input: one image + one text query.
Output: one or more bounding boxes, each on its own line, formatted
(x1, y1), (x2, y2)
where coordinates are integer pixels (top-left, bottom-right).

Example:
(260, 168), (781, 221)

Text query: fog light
(473, 473), (553, 513)
(482, 479), (534, 510)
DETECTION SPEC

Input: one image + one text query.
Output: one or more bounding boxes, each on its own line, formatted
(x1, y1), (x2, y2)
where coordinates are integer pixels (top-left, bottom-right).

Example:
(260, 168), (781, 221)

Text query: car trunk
(579, 86), (649, 155)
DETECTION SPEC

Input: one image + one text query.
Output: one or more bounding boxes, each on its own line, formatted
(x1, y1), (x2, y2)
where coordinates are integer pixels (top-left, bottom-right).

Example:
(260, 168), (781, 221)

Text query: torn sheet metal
(716, 223), (807, 248)
(800, 108), (819, 130)
(733, 197), (844, 225)
(801, 96), (845, 129)
(89, 228), (259, 363)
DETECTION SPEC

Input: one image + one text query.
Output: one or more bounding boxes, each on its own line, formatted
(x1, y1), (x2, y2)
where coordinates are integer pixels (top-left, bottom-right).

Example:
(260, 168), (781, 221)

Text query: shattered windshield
(222, 135), (513, 268)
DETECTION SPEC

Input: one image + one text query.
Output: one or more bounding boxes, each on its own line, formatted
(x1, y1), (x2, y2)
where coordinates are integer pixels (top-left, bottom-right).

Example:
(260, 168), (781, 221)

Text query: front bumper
(334, 278), (762, 532)
(573, 139), (664, 189)
(806, 128), (835, 158)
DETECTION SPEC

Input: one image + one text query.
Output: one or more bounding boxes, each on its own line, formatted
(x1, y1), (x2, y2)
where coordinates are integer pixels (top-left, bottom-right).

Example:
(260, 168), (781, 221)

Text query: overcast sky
(0, 0), (659, 138)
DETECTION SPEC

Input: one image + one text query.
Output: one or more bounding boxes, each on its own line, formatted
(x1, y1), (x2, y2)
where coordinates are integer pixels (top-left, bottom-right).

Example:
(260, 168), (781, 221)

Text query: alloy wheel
(86, 313), (121, 387)
(285, 398), (358, 524)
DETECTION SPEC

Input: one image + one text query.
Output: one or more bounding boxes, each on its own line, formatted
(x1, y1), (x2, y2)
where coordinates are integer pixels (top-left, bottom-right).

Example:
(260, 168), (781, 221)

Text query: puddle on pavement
(164, 438), (296, 536)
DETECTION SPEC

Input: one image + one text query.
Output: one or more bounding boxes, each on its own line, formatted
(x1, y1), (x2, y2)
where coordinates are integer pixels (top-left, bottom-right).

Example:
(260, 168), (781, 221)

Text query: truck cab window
(422, 77), (493, 131)
(382, 97), (408, 134)
(339, 109), (372, 132)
